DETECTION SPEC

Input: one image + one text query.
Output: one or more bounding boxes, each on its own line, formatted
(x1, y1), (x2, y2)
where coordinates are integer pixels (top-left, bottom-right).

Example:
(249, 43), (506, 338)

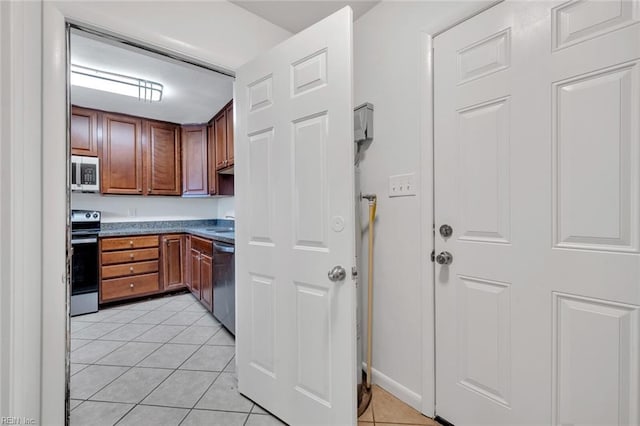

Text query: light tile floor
(70, 292), (283, 426)
(358, 386), (439, 426)
(71, 292), (438, 426)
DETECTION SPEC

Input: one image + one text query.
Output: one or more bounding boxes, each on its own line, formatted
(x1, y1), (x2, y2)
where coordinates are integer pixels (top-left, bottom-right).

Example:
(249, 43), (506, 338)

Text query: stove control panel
(71, 210), (101, 223)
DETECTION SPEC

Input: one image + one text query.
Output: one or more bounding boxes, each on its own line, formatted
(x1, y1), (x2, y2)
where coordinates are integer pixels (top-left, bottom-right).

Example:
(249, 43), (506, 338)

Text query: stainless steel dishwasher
(213, 241), (235, 335)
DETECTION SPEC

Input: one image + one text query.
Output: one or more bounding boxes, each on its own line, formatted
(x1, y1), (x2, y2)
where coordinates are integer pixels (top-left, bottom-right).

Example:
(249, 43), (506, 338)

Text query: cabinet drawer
(191, 236), (213, 256)
(102, 260), (159, 279)
(102, 235), (159, 251)
(101, 273), (160, 302)
(102, 248), (159, 265)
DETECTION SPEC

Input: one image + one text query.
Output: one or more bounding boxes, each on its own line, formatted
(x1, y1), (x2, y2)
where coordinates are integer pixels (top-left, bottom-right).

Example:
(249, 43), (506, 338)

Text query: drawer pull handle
(130, 283), (134, 288)
(130, 267), (134, 273)
(129, 241), (134, 246)
(130, 254), (134, 259)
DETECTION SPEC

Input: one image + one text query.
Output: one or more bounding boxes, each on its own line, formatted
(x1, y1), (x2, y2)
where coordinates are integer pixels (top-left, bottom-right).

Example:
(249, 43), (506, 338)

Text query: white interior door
(235, 7), (357, 425)
(434, 1), (640, 424)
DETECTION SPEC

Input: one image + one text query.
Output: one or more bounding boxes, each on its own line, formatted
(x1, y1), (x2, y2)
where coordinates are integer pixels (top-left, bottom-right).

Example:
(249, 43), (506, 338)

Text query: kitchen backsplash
(72, 192), (234, 222)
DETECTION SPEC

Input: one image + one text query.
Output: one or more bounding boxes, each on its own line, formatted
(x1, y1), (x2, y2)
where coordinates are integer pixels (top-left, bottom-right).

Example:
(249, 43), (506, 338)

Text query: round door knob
(328, 265), (346, 282)
(439, 224), (453, 238)
(436, 251), (453, 265)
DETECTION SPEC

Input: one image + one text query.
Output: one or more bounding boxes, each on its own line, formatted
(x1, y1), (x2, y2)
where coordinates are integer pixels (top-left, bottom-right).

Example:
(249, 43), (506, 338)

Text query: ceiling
(230, 1), (380, 33)
(70, 29), (234, 124)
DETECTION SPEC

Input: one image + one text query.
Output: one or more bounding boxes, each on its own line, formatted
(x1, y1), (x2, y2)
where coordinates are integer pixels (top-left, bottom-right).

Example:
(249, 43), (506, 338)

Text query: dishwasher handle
(214, 243), (235, 254)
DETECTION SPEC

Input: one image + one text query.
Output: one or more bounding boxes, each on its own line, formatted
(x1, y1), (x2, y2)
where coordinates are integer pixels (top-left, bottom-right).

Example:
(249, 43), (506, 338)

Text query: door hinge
(351, 266), (358, 279)
(430, 249), (435, 263)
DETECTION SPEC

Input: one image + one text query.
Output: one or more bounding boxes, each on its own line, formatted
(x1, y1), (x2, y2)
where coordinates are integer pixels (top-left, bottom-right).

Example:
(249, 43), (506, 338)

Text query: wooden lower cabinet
(200, 253), (213, 311)
(100, 233), (187, 304)
(102, 273), (160, 301)
(187, 236), (213, 311)
(162, 234), (185, 291)
(189, 247), (202, 299)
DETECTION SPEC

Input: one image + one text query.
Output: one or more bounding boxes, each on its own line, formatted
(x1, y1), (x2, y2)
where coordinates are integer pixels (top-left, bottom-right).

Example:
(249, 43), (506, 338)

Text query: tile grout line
(71, 297), (190, 413)
(70, 293), (245, 425)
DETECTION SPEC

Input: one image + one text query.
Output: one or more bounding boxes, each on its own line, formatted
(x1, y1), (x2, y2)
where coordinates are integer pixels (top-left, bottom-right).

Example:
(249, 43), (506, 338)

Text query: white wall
(216, 196), (236, 219)
(71, 193), (224, 222)
(354, 0), (492, 411)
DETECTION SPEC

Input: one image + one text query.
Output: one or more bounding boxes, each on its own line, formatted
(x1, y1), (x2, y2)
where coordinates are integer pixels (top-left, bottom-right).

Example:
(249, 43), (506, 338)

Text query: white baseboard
(362, 363), (422, 413)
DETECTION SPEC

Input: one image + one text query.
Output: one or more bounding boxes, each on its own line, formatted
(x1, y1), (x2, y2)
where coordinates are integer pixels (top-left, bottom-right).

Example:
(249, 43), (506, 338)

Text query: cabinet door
(182, 125), (208, 195)
(189, 247), (201, 299)
(207, 124), (218, 195)
(101, 113), (143, 194)
(225, 102), (234, 167)
(161, 234), (184, 291)
(200, 253), (213, 311)
(214, 111), (227, 170)
(146, 121), (181, 195)
(70, 106), (98, 157)
(184, 236), (192, 291)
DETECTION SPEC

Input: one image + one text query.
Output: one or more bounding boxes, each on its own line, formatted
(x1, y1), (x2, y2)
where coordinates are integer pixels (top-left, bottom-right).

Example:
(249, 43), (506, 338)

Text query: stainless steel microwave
(71, 155), (100, 192)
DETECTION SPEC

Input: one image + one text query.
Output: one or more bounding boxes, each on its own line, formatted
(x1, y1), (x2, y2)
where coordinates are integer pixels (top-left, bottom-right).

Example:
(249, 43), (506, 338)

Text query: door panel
(146, 120), (181, 195)
(162, 235), (184, 290)
(236, 7), (356, 425)
(201, 253), (212, 311)
(181, 125), (208, 195)
(434, 1), (640, 424)
(101, 113), (143, 194)
(70, 106), (98, 157)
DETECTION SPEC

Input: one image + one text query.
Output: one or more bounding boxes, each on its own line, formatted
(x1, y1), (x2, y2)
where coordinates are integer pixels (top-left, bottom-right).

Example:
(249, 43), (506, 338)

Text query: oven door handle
(72, 237), (98, 244)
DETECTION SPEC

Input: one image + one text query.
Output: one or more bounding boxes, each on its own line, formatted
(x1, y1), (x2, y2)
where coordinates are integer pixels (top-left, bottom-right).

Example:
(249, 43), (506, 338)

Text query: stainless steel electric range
(71, 210), (101, 316)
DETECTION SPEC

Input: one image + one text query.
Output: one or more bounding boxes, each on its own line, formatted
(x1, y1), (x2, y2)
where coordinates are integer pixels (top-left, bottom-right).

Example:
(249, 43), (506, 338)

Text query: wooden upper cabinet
(207, 124), (218, 195)
(145, 120), (181, 195)
(101, 113), (143, 194)
(182, 125), (208, 195)
(71, 106), (98, 157)
(225, 102), (234, 167)
(214, 111), (227, 170)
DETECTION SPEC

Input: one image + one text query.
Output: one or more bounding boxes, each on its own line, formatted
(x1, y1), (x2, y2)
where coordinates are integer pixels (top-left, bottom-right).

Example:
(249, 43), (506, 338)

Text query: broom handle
(366, 200), (375, 389)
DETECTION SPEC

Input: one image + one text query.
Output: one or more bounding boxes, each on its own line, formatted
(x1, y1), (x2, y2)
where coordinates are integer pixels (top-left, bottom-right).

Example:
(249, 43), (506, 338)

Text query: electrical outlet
(389, 173), (417, 197)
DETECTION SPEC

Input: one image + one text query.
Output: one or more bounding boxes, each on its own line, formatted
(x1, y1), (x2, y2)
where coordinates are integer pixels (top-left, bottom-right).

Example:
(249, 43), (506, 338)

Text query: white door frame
(418, 31), (436, 417)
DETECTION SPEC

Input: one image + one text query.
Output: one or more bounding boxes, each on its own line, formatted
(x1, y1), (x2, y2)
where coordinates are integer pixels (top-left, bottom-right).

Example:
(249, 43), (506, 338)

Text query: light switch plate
(389, 173), (417, 197)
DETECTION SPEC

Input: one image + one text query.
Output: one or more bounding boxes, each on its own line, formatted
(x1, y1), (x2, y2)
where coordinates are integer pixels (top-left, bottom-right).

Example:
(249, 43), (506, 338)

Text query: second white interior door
(434, 1), (640, 424)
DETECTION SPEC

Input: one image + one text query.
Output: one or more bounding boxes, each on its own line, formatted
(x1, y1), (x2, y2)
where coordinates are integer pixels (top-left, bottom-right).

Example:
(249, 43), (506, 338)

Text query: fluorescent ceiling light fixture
(70, 64), (163, 102)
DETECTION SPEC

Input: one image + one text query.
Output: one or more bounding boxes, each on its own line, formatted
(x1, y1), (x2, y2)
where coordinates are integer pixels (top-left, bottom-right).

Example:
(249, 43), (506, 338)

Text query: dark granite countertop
(99, 219), (235, 244)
